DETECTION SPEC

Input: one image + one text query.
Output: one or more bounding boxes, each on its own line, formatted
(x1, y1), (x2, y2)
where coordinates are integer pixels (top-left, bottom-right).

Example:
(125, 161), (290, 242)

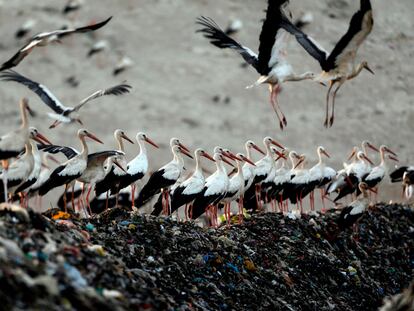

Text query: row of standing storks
(0, 0), (410, 227)
(0, 99), (407, 226)
(0, 0), (375, 129)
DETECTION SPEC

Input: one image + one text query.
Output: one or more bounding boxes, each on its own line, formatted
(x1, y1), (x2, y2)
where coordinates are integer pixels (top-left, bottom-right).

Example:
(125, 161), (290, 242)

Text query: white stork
(241, 140), (265, 191)
(151, 148), (216, 218)
(243, 137), (285, 211)
(0, 128), (50, 203)
(306, 146), (336, 211)
(117, 132), (159, 204)
(12, 128), (52, 201)
(283, 0), (374, 127)
(136, 144), (193, 210)
(38, 129), (103, 210)
(63, 0), (84, 15)
(113, 55), (134, 76)
(364, 145), (398, 192)
(0, 98), (34, 201)
(402, 172), (414, 200)
(15, 19), (37, 39)
(329, 150), (374, 202)
(337, 182), (373, 234)
(94, 129), (134, 205)
(87, 40), (109, 57)
(0, 70), (131, 128)
(196, 0), (315, 129)
(0, 17), (112, 71)
(222, 153), (255, 224)
(191, 152), (233, 226)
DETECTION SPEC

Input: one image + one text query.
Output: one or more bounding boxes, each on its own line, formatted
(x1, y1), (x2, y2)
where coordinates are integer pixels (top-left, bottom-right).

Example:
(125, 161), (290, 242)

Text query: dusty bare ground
(0, 0), (413, 206)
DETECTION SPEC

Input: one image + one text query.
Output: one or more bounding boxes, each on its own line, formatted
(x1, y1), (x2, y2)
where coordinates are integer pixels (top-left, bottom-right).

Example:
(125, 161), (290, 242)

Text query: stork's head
(136, 132), (158, 148)
(361, 61), (374, 75)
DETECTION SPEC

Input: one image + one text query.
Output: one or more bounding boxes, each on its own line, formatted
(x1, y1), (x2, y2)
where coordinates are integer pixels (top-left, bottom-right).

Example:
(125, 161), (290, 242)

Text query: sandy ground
(0, 0), (413, 207)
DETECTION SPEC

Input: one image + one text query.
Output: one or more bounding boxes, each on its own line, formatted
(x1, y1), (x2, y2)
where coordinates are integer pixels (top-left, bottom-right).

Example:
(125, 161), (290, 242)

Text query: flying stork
(282, 0), (374, 127)
(0, 17), (112, 71)
(196, 0), (315, 129)
(0, 70), (131, 128)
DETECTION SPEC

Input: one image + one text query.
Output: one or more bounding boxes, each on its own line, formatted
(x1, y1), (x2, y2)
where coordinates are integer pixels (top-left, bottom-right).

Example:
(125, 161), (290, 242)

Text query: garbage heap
(0, 203), (413, 310)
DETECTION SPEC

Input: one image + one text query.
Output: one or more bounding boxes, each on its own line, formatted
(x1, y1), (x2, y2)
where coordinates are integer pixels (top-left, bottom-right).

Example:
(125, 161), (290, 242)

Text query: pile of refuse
(0, 203), (413, 310)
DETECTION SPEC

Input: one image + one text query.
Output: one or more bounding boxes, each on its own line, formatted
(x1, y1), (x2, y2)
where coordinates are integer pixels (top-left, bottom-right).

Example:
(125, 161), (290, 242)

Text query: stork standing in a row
(151, 148), (216, 218)
(191, 152), (233, 226)
(117, 132), (159, 205)
(136, 142), (192, 211)
(0, 98), (34, 201)
(39, 129), (103, 211)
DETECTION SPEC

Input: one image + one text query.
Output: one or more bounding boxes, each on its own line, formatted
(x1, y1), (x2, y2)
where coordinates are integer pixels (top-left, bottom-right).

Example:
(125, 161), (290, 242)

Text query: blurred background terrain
(0, 0), (413, 205)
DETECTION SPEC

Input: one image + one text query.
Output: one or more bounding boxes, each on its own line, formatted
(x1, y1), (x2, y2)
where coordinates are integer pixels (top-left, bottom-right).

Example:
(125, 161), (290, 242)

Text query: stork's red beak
(294, 158), (304, 169)
(87, 132), (104, 144)
(388, 155), (399, 162)
(271, 139), (284, 149)
(178, 143), (190, 153)
(202, 152), (215, 162)
(145, 137), (159, 148)
(34, 132), (52, 145)
(113, 159), (126, 173)
(362, 154), (374, 166)
(121, 133), (134, 144)
(180, 148), (193, 159)
(49, 120), (61, 129)
(222, 156), (235, 168)
(253, 144), (265, 155)
(241, 155), (256, 166)
(384, 147), (397, 157)
(347, 149), (357, 161)
(321, 149), (330, 158)
(367, 142), (379, 152)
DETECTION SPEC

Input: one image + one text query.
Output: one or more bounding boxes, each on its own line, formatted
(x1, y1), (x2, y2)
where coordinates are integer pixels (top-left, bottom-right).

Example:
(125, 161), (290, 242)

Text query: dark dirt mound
(0, 203), (413, 310)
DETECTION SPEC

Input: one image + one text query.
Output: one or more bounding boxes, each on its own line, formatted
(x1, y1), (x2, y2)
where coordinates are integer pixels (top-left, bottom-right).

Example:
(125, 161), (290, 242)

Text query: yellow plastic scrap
(128, 224), (137, 231)
(52, 211), (71, 220)
(244, 259), (256, 272)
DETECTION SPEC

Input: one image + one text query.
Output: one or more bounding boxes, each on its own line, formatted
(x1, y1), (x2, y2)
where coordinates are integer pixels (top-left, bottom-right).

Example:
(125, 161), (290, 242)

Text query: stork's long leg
(272, 84), (287, 128)
(86, 185), (93, 216)
(329, 79), (346, 127)
(63, 184), (68, 213)
(269, 84), (286, 130)
(1, 160), (9, 203)
(324, 81), (335, 128)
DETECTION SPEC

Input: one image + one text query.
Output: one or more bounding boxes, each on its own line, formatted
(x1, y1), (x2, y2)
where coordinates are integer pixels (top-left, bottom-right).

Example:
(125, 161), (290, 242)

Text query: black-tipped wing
(74, 83), (132, 111)
(0, 70), (70, 114)
(39, 144), (79, 160)
(55, 17), (113, 39)
(281, 20), (328, 68)
(196, 16), (259, 71)
(87, 150), (124, 167)
(325, 0), (373, 71)
(256, 0), (292, 75)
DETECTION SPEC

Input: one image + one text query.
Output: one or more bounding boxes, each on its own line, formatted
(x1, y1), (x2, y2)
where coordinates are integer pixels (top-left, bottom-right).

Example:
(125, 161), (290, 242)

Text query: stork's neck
(245, 145), (252, 160)
(379, 148), (386, 166)
(79, 135), (88, 158)
(349, 63), (365, 80)
(20, 103), (28, 129)
(288, 72), (314, 82)
(137, 138), (147, 156)
(117, 137), (125, 152)
(194, 153), (202, 175)
(289, 154), (297, 170)
(317, 149), (324, 166)
(172, 149), (184, 169)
